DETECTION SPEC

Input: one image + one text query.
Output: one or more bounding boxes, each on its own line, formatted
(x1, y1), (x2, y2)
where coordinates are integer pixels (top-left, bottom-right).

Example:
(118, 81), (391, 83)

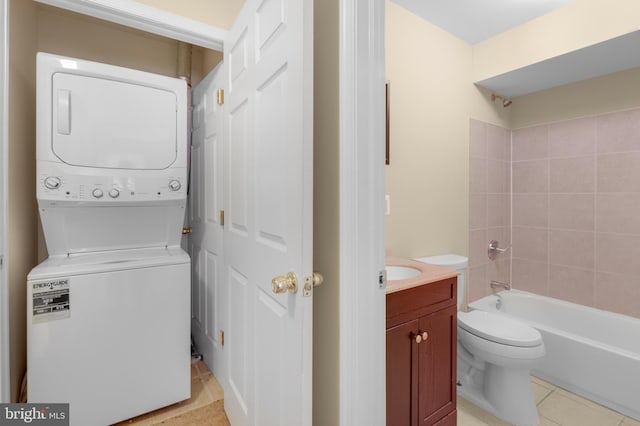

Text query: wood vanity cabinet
(386, 277), (457, 426)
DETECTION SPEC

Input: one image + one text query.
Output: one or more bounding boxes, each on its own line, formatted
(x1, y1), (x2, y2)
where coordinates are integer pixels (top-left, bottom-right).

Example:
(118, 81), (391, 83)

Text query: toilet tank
(414, 254), (468, 309)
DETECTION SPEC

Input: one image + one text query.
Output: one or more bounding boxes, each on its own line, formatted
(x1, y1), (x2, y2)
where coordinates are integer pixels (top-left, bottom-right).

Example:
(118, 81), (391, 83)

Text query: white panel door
(190, 64), (227, 380)
(223, 0), (313, 425)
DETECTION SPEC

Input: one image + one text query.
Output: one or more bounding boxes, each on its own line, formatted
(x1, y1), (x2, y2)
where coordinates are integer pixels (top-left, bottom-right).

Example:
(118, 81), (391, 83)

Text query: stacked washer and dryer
(27, 53), (191, 425)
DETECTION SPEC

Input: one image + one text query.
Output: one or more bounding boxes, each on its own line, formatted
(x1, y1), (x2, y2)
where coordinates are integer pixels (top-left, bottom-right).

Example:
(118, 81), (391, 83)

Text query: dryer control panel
(37, 171), (186, 202)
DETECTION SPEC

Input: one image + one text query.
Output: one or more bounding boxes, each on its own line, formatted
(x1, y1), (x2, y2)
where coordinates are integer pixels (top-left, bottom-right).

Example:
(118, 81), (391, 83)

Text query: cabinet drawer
(386, 277), (456, 328)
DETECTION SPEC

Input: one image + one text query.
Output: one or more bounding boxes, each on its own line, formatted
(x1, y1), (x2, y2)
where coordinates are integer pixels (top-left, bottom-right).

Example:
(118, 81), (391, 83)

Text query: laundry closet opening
(9, 0), (232, 405)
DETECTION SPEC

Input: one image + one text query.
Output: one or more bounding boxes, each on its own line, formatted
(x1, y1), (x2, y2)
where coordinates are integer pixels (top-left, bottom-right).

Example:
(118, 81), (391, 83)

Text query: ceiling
(390, 0), (575, 44)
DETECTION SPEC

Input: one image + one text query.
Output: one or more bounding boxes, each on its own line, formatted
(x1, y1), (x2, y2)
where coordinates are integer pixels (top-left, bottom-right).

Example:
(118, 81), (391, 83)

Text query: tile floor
(115, 359), (228, 426)
(459, 376), (640, 426)
(114, 366), (640, 426)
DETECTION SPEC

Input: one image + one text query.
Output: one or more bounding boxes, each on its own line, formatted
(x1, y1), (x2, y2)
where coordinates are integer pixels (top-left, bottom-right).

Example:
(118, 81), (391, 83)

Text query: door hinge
(217, 88), (224, 105)
(219, 330), (225, 346)
(219, 210), (225, 226)
(0, 255), (4, 268)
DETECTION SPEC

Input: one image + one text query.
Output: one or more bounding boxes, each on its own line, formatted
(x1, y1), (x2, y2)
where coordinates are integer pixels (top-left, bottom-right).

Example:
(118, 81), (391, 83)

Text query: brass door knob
(272, 272), (298, 294)
(312, 272), (324, 287)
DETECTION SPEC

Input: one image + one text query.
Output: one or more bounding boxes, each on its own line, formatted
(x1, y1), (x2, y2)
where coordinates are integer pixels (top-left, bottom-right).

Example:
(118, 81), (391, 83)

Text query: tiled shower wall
(469, 109), (640, 319)
(468, 120), (511, 305)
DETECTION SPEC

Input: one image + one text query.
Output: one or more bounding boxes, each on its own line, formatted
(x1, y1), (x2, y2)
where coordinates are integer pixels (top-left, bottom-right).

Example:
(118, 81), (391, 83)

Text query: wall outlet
(385, 194), (390, 215)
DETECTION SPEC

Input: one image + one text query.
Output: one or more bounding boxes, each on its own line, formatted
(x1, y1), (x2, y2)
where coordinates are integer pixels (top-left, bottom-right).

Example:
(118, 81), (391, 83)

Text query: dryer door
(51, 73), (177, 170)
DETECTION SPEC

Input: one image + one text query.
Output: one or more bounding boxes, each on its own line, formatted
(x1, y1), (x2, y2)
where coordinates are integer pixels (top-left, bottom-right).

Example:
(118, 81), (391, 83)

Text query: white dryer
(28, 53), (190, 426)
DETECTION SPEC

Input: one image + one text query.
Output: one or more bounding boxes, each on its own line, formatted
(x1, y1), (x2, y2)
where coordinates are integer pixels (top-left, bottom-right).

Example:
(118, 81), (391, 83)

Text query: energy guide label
(32, 279), (70, 323)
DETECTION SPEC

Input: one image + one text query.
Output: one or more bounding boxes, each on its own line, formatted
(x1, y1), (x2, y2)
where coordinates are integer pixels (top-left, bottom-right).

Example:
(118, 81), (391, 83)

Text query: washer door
(52, 72), (177, 170)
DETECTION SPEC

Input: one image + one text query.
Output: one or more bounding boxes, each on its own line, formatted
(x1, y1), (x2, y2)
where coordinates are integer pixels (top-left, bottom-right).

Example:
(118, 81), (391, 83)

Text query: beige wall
(385, 1), (508, 259)
(8, 0), (38, 403)
(473, 0), (640, 82)
(511, 67), (640, 129)
(37, 4), (225, 88)
(385, 0), (640, 262)
(312, 0), (339, 424)
(135, 0), (244, 30)
(38, 6), (179, 77)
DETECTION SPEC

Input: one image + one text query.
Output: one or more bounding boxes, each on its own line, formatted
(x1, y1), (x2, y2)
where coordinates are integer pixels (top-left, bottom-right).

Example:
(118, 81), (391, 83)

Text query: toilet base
(458, 356), (539, 426)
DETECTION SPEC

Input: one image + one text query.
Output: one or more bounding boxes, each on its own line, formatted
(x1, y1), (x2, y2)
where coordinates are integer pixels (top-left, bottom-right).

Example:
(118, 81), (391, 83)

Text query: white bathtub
(469, 290), (640, 420)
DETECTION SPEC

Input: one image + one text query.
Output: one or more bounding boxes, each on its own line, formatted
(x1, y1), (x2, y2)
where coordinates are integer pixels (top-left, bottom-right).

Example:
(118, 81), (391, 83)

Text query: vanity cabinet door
(386, 276), (457, 426)
(418, 305), (457, 426)
(387, 319), (419, 426)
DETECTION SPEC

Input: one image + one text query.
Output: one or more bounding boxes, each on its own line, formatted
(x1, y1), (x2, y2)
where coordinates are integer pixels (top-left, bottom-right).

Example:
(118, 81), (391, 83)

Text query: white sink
(386, 265), (421, 281)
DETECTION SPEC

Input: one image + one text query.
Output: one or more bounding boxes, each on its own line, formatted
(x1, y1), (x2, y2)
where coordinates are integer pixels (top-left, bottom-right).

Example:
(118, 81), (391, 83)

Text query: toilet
(415, 254), (545, 426)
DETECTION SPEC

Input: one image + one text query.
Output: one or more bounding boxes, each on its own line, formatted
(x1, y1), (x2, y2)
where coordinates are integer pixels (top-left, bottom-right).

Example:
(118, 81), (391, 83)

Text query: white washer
(28, 53), (190, 425)
(27, 248), (190, 426)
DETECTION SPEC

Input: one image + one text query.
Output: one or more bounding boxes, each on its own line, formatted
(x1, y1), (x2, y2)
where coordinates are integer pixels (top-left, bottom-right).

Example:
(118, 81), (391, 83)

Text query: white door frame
(7, 0), (387, 421)
(33, 0), (227, 50)
(338, 0), (386, 424)
(0, 0), (9, 404)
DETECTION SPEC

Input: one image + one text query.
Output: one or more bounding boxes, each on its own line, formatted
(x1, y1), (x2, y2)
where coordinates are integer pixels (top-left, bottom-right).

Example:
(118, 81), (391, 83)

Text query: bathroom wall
(509, 66), (640, 319)
(473, 0), (640, 82)
(385, 1), (509, 259)
(467, 120), (511, 303)
(511, 67), (640, 129)
(467, 66), (640, 320)
(511, 102), (640, 320)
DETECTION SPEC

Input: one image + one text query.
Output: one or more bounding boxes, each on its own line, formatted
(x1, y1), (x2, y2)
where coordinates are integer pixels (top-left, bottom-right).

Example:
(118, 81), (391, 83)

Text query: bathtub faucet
(490, 280), (511, 292)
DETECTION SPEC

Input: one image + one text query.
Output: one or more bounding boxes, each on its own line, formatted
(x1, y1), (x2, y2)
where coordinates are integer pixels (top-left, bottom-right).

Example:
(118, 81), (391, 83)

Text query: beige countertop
(386, 255), (459, 294)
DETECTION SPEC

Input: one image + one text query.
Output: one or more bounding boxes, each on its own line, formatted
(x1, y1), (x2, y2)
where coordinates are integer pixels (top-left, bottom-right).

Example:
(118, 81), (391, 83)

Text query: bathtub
(469, 290), (640, 421)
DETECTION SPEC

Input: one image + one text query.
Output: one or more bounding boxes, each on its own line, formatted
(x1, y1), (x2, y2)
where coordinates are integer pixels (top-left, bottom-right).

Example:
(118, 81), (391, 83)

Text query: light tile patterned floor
(116, 368), (640, 426)
(115, 359), (227, 426)
(459, 376), (640, 426)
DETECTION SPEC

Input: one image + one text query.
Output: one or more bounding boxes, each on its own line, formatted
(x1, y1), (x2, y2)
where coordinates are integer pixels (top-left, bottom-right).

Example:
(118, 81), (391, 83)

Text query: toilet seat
(458, 311), (542, 347)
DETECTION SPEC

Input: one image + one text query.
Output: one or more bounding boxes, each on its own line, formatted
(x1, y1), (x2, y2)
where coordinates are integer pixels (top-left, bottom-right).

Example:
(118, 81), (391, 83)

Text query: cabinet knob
(411, 331), (429, 343)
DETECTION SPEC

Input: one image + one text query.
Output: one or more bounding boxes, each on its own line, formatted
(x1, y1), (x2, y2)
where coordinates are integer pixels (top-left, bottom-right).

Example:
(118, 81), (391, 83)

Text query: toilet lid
(458, 311), (542, 347)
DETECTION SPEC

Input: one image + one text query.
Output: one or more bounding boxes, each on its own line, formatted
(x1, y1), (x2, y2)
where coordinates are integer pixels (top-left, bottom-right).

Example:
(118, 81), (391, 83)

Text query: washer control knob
(44, 176), (62, 190)
(169, 180), (181, 191)
(108, 188), (120, 199)
(92, 188), (104, 199)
